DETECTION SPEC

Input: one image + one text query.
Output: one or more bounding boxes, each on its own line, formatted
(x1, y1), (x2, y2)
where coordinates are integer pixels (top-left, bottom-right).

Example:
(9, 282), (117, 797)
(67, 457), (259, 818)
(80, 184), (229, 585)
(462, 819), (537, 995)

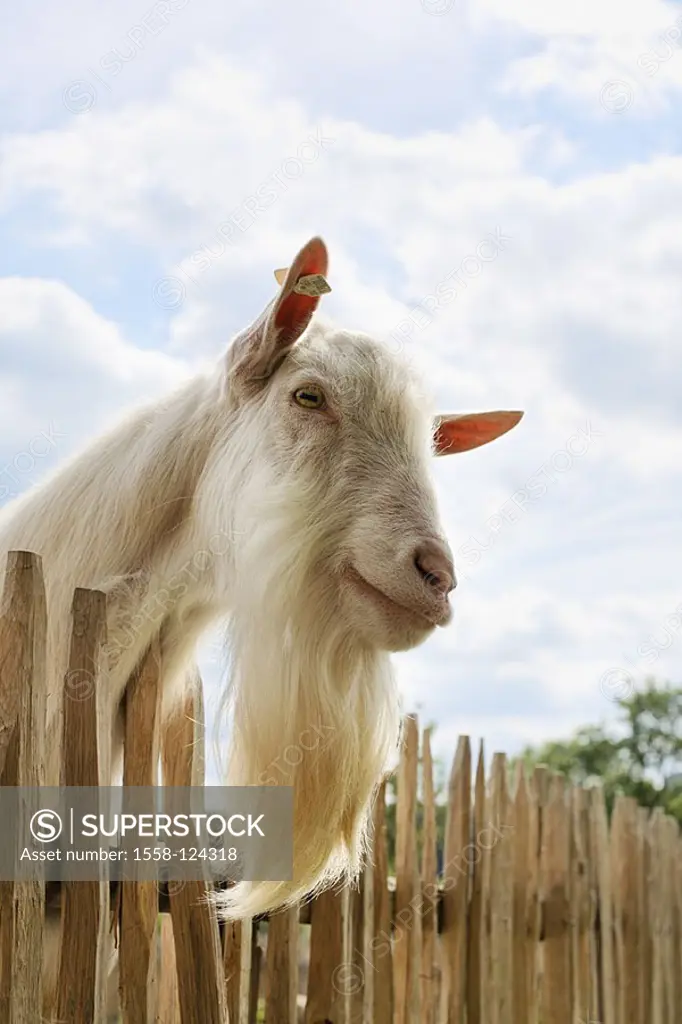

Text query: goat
(0, 235), (522, 923)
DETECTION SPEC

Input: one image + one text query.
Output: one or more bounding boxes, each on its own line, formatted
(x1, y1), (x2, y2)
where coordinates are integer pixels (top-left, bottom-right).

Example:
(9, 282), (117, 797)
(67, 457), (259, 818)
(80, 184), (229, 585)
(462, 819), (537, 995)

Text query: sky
(1, 0), (682, 773)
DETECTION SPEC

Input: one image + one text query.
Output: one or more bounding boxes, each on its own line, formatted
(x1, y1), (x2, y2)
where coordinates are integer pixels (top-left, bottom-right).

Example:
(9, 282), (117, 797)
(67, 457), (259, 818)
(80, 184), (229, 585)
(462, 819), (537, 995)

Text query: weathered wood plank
(162, 677), (227, 1024)
(570, 787), (594, 1024)
(361, 859), (375, 1024)
(225, 918), (253, 1024)
(511, 761), (539, 1024)
(265, 905), (299, 1023)
(372, 778), (392, 1024)
(120, 635), (163, 1023)
(539, 773), (571, 1024)
(667, 816), (682, 1024)
(157, 914), (181, 1023)
(466, 741), (485, 1024)
(55, 586), (110, 1024)
(636, 807), (651, 1024)
(393, 714), (420, 1024)
(349, 873), (365, 1023)
(639, 808), (653, 1024)
(489, 753), (513, 1024)
(612, 796), (644, 1024)
(648, 808), (666, 1024)
(0, 551), (47, 1024)
(589, 782), (616, 1024)
(441, 734), (471, 1024)
(420, 727), (438, 1024)
(249, 922), (262, 1024)
(305, 886), (350, 1023)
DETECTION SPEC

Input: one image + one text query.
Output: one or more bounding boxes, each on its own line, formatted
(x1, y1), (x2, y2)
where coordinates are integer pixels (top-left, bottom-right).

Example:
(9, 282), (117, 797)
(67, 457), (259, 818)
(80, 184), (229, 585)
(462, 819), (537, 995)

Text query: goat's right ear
(226, 237), (329, 385)
(433, 411), (524, 455)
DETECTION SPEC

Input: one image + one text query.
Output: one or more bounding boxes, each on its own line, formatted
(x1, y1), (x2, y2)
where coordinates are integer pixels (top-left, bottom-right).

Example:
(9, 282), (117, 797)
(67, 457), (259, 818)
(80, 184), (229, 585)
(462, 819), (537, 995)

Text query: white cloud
(477, 0), (674, 37)
(0, 276), (190, 462)
(489, 0), (682, 112)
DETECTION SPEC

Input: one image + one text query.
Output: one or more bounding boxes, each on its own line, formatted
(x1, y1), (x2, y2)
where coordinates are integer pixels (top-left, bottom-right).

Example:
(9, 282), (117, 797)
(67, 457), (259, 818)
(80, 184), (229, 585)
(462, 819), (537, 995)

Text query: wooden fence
(0, 550), (681, 1022)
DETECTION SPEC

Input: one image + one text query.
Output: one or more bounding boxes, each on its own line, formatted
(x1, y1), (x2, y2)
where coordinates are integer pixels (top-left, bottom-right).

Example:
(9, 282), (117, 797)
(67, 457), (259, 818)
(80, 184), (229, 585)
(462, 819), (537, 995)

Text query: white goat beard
(216, 505), (402, 919)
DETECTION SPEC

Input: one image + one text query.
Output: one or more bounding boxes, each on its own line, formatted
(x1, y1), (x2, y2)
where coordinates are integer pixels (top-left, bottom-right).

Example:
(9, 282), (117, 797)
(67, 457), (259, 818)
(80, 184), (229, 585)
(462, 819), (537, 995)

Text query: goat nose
(413, 539), (456, 597)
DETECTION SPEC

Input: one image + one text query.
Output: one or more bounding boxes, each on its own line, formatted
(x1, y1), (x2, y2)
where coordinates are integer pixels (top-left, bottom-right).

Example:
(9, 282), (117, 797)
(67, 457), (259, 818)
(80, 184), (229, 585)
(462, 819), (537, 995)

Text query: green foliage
(516, 678), (682, 822)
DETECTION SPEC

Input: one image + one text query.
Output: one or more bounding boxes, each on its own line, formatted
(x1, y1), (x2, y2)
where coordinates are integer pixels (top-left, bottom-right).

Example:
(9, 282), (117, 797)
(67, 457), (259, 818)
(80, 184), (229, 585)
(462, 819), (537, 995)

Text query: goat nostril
(414, 542), (456, 597)
(419, 565), (442, 589)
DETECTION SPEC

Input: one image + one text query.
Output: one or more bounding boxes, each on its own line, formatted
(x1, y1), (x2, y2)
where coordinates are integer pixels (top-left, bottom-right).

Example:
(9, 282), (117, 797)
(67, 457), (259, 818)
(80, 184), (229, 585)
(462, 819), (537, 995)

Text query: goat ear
(433, 411), (524, 456)
(228, 237), (329, 383)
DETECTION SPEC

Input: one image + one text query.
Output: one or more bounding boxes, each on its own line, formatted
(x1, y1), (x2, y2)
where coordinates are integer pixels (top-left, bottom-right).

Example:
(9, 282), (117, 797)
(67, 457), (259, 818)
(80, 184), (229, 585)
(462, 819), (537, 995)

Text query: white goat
(0, 236), (522, 921)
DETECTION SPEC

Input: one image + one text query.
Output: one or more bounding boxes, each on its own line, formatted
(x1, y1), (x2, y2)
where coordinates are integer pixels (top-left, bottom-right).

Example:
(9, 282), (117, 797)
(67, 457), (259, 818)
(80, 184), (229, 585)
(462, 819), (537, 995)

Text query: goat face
(225, 236), (523, 652)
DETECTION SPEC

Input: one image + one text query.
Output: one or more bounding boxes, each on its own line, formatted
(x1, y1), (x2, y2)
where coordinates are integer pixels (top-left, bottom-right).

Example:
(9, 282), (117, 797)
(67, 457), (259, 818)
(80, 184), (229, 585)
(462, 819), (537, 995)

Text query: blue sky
(2, 0), (682, 770)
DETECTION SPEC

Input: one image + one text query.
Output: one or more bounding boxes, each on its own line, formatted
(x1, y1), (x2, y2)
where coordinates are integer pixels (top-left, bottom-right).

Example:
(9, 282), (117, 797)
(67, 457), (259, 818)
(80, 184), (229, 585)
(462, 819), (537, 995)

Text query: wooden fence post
(570, 787), (594, 1023)
(224, 918), (253, 1024)
(420, 727), (439, 1024)
(441, 734), (471, 1024)
(158, 914), (182, 1023)
(305, 887), (350, 1023)
(119, 635), (163, 1023)
(55, 586), (111, 1024)
(639, 807), (653, 1024)
(466, 742), (486, 1024)
(539, 773), (571, 1024)
(612, 796), (643, 1024)
(372, 778), (392, 1023)
(393, 714), (420, 1024)
(511, 761), (539, 1024)
(0, 551), (47, 1024)
(265, 905), (299, 1023)
(162, 673), (227, 1024)
(249, 922), (263, 1023)
(361, 857), (375, 1024)
(667, 816), (682, 1024)
(350, 870), (366, 1022)
(589, 782), (616, 1024)
(488, 753), (513, 1024)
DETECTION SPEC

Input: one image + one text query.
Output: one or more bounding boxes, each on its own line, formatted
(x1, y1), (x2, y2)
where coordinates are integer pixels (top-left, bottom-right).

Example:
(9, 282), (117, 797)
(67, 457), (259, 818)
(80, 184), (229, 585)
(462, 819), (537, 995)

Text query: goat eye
(293, 386), (326, 410)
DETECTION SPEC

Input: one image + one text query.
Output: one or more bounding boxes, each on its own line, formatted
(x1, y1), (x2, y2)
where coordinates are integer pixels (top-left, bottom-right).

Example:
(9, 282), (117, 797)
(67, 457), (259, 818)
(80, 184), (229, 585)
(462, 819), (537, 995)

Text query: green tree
(517, 679), (682, 822)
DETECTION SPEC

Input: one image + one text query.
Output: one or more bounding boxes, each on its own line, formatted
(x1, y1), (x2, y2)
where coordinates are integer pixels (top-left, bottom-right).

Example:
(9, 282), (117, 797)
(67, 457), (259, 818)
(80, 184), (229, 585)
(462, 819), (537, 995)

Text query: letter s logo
(30, 809), (63, 843)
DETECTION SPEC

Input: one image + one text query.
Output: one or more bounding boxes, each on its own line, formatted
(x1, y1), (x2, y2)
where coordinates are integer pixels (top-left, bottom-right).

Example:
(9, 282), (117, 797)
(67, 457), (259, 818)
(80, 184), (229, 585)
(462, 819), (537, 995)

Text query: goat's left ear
(433, 411), (524, 456)
(227, 236), (329, 384)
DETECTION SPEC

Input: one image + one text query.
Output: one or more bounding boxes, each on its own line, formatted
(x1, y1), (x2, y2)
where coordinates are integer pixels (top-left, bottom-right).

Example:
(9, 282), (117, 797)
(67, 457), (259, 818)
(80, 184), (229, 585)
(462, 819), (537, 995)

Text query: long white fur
(0, 308), (451, 922)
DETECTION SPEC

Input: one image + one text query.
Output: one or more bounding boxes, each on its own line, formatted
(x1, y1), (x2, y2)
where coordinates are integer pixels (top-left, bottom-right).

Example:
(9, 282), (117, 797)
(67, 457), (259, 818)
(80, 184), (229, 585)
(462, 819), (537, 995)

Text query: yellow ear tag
(273, 268), (331, 295)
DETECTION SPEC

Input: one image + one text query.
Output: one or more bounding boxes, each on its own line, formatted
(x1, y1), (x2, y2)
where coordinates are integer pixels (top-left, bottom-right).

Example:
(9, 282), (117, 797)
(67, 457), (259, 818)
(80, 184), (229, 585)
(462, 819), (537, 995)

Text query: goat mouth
(343, 566), (447, 628)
